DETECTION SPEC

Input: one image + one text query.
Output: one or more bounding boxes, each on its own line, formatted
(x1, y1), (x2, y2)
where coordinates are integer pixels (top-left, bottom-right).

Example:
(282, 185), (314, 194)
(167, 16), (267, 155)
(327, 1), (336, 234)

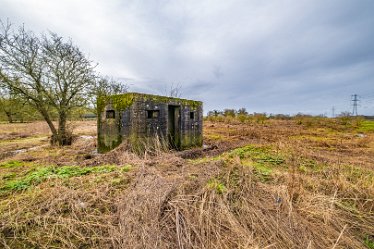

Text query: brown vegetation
(0, 118), (373, 248)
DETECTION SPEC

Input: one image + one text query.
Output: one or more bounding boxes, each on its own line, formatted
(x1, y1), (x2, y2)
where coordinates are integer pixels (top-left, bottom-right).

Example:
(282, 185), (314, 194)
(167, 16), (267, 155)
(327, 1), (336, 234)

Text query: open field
(0, 118), (374, 248)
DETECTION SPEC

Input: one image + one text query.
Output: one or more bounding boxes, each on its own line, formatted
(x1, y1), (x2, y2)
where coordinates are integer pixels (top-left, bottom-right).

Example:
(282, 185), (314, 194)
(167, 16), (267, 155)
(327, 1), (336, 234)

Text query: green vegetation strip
(0, 160), (132, 193)
(358, 120), (374, 133)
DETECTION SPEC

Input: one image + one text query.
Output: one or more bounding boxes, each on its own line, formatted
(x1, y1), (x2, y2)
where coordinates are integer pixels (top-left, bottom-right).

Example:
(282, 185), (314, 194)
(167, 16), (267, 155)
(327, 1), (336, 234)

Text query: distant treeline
(0, 101), (96, 123)
(205, 108), (373, 124)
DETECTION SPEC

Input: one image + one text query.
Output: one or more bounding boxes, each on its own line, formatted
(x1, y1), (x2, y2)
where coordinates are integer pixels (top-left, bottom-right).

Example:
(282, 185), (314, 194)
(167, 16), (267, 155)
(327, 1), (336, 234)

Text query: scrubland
(0, 117), (373, 248)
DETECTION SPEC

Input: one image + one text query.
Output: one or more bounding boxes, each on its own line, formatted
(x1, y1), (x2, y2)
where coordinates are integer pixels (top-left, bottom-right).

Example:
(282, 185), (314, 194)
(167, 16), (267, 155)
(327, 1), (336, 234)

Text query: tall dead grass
(1, 119), (373, 248)
(0, 175), (126, 248)
(1, 154), (373, 248)
(110, 160), (372, 248)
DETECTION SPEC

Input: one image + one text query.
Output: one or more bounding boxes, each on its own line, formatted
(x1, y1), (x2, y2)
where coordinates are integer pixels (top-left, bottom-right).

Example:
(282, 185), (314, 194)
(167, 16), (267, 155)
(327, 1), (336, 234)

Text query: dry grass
(0, 121), (96, 161)
(0, 118), (374, 248)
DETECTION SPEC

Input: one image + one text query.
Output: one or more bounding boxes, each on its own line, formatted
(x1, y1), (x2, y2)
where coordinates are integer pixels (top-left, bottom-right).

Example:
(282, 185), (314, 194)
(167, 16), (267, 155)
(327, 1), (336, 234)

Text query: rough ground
(0, 118), (373, 248)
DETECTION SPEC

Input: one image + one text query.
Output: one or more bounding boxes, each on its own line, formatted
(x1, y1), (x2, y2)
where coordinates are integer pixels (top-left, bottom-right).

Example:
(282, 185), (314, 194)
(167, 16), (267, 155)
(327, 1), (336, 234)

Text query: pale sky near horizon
(1, 0), (374, 115)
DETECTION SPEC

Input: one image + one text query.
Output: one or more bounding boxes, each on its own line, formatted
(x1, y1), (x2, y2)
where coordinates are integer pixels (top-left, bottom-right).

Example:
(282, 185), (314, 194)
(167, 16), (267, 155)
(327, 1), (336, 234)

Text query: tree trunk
(54, 111), (72, 146)
(34, 103), (71, 146)
(38, 106), (59, 145)
(5, 111), (13, 123)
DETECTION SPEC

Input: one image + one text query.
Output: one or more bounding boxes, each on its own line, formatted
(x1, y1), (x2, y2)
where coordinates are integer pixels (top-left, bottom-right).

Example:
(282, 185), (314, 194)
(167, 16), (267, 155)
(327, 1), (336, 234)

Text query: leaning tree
(0, 21), (96, 145)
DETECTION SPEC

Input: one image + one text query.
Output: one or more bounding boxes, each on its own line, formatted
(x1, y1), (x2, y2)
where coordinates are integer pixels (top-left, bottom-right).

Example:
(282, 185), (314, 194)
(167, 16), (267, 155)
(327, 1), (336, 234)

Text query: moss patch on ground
(0, 160), (132, 195)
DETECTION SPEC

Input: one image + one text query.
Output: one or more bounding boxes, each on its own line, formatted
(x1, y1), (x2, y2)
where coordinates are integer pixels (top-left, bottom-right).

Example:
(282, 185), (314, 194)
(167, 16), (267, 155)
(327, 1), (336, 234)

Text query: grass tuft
(207, 179), (227, 194)
(364, 235), (374, 249)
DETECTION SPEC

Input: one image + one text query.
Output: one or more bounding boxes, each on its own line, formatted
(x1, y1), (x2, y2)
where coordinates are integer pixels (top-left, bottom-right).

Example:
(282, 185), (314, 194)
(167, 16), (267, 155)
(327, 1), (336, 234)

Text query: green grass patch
(0, 160), (23, 168)
(357, 120), (374, 133)
(121, 164), (132, 172)
(228, 145), (284, 164)
(0, 161), (133, 194)
(225, 145), (285, 181)
(253, 163), (273, 176)
(229, 145), (284, 165)
(242, 160), (273, 182)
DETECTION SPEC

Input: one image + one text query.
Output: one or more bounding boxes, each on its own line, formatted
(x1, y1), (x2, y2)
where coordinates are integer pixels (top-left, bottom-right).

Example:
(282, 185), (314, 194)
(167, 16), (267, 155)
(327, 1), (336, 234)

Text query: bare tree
(207, 110), (222, 117)
(165, 82), (182, 98)
(223, 109), (236, 117)
(0, 20), (96, 145)
(237, 107), (248, 115)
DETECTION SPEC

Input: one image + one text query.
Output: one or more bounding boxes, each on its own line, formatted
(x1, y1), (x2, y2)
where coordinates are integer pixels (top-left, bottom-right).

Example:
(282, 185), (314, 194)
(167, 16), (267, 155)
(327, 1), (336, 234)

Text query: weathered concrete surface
(98, 93), (203, 153)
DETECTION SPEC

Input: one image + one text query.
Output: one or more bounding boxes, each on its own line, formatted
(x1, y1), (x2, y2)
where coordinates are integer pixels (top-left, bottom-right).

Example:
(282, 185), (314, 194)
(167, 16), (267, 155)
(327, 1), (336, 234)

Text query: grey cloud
(1, 0), (373, 115)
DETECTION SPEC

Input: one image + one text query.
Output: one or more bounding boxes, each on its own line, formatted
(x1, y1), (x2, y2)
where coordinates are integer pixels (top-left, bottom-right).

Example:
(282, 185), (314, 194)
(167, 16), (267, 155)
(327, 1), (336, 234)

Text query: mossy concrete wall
(97, 93), (203, 153)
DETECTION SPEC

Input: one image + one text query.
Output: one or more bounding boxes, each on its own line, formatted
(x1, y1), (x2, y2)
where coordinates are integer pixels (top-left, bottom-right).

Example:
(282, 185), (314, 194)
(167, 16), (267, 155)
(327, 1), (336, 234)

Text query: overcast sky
(1, 0), (374, 115)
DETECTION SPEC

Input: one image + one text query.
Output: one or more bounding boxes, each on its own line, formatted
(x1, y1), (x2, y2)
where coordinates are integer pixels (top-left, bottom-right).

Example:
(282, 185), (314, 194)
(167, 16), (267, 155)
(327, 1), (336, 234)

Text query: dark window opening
(190, 111), (195, 119)
(106, 110), (115, 119)
(147, 110), (160, 119)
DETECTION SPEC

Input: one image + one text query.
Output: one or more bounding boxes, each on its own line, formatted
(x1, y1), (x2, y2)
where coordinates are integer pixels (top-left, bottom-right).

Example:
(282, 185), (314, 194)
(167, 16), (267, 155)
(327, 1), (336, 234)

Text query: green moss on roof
(97, 93), (134, 114)
(97, 92), (202, 113)
(129, 92), (202, 107)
